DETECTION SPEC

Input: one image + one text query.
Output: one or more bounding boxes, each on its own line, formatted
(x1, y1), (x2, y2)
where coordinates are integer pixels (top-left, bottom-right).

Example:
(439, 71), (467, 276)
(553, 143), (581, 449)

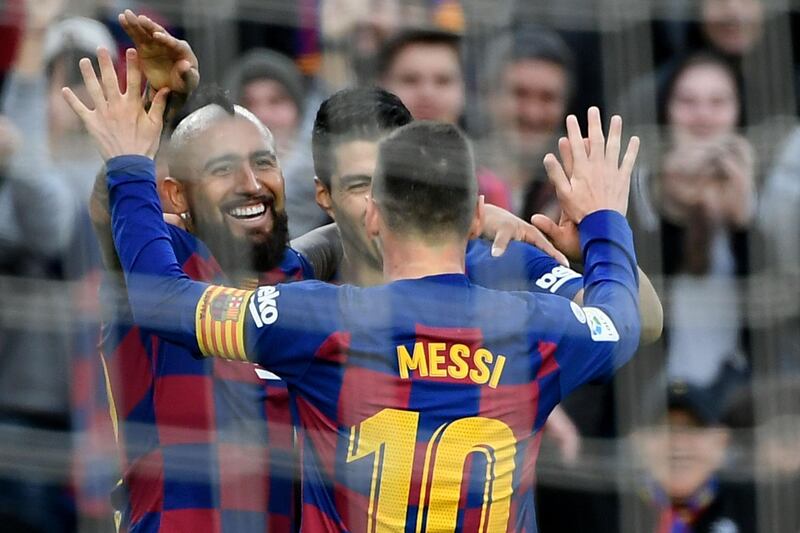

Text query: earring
(179, 211), (191, 221)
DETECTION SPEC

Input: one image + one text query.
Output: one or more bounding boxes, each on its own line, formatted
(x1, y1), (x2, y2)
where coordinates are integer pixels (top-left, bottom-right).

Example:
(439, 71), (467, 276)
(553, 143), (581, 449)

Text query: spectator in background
(698, 0), (764, 59)
(378, 28), (512, 209)
(319, 0), (404, 87)
(757, 128), (800, 373)
(658, 53), (743, 143)
(226, 48), (330, 238)
(1, 5), (121, 530)
(631, 381), (755, 533)
(314, 0), (463, 88)
(621, 0), (794, 128)
(0, 2), (100, 531)
(631, 52), (756, 388)
(41, 17), (118, 198)
(483, 27), (573, 220)
(725, 378), (800, 532)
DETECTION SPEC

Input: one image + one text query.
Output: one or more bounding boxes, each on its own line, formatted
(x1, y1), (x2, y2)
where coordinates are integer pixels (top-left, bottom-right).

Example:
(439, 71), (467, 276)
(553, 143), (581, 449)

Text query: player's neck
(338, 253), (385, 287)
(381, 235), (467, 282)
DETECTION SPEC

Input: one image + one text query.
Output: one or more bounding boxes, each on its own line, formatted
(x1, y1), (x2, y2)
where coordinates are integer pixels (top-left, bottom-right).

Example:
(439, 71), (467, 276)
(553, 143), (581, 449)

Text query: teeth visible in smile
(228, 203), (266, 219)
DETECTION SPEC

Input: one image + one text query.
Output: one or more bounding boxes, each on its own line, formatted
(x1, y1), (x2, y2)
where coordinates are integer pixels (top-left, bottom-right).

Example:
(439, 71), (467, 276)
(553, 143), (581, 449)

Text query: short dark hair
(373, 121), (476, 241)
(493, 26), (574, 95)
(169, 85), (236, 132)
(509, 26), (574, 71)
(312, 87), (413, 189)
(167, 85), (238, 181)
(377, 28), (462, 79)
(658, 51), (742, 127)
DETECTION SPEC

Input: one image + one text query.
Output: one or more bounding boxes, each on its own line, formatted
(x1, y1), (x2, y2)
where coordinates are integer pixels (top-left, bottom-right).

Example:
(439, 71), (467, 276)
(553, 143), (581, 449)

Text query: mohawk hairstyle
(168, 84), (236, 132)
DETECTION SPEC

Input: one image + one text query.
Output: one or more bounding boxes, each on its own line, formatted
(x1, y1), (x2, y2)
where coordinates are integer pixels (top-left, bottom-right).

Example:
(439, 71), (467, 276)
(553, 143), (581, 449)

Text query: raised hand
(61, 48), (170, 161)
(119, 9), (199, 94)
(481, 203), (568, 266)
(542, 107), (639, 225)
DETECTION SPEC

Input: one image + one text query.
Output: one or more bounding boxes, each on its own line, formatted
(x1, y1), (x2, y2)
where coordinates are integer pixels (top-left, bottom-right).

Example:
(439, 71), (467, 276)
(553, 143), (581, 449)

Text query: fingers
(557, 137), (573, 177)
(148, 87), (171, 122)
(490, 228), (512, 257)
(531, 214), (560, 242)
(152, 30), (181, 51)
(565, 115), (588, 169)
(97, 47), (121, 102)
(543, 153), (571, 196)
(120, 9), (149, 45)
(137, 13), (168, 35)
(176, 59), (200, 87)
(78, 57), (106, 110)
(61, 87), (92, 121)
(586, 106), (604, 162)
(605, 115), (622, 165)
(620, 136), (641, 179)
(523, 222), (569, 266)
(125, 48), (141, 97)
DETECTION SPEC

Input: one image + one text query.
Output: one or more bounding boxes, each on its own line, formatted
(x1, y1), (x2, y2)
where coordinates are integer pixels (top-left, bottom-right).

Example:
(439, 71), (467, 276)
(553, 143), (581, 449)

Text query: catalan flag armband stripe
(195, 285), (253, 361)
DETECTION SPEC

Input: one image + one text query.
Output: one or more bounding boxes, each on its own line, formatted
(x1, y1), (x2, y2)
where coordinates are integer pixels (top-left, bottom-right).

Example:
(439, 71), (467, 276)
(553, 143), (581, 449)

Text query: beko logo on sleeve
(249, 286), (280, 328)
(583, 307), (620, 342)
(535, 266), (581, 294)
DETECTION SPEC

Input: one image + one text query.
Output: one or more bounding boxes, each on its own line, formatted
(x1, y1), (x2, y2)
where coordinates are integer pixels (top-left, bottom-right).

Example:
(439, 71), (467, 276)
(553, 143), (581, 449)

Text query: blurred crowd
(0, 0), (798, 532)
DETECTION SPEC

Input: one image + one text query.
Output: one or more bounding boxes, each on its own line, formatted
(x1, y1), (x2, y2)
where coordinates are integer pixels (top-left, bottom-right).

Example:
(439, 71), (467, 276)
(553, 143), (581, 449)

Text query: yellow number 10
(346, 408), (516, 532)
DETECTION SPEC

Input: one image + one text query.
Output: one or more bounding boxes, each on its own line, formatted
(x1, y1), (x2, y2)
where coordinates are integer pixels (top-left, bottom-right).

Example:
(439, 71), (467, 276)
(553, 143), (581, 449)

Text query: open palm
(119, 9), (199, 94)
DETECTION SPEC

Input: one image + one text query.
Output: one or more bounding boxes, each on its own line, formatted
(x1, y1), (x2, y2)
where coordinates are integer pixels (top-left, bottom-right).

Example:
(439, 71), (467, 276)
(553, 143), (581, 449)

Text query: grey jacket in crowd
(0, 72), (77, 417)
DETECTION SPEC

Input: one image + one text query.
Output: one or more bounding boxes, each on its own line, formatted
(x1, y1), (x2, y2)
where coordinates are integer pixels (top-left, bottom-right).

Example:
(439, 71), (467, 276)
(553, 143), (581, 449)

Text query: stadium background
(0, 0), (798, 531)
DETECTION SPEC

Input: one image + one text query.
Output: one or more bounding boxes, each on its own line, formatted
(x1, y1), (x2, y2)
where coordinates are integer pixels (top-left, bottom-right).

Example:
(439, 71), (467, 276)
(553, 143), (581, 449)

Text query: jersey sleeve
(107, 155), (208, 350)
(108, 155), (343, 383)
(465, 239), (583, 299)
(194, 280), (343, 383)
(533, 210), (641, 398)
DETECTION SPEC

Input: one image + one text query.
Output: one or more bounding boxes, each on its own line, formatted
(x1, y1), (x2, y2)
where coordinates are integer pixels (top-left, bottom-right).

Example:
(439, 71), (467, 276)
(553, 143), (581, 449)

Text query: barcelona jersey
(464, 239), (582, 299)
(107, 155), (641, 532)
(100, 221), (312, 532)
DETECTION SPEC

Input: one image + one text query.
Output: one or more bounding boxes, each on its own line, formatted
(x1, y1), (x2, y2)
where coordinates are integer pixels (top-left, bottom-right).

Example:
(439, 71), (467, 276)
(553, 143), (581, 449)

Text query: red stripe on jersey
(183, 252), (222, 283)
(536, 341), (559, 379)
(161, 509), (221, 533)
(338, 366), (412, 427)
(315, 331), (351, 365)
(405, 324), (487, 386)
(212, 359), (261, 384)
(114, 326), (153, 418)
(154, 375), (215, 446)
(265, 384), (293, 449)
(334, 483), (371, 533)
(218, 443), (269, 511)
(479, 381), (539, 439)
(127, 449), (164, 524)
(301, 501), (347, 532)
(297, 396), (340, 479)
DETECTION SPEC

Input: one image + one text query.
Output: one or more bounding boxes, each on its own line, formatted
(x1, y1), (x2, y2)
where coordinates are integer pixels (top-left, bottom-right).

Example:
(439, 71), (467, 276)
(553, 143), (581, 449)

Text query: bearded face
(177, 114), (290, 274)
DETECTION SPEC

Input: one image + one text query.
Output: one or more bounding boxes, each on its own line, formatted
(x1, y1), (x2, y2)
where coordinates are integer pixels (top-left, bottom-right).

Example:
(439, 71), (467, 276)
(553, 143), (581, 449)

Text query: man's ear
(468, 194), (485, 239)
(159, 177), (190, 215)
(315, 177), (335, 219)
(365, 195), (381, 239)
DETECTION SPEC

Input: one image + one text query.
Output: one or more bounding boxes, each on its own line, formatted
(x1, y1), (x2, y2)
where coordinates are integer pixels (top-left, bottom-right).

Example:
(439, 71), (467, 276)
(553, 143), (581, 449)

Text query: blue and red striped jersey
(100, 222), (312, 533)
(107, 155), (642, 533)
(464, 239), (582, 299)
